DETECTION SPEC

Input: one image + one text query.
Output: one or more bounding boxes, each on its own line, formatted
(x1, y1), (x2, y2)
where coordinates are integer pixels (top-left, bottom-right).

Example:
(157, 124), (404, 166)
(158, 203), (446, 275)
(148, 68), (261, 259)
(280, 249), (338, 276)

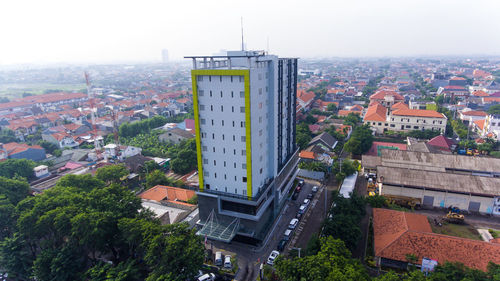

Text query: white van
(284, 229), (292, 240)
(224, 255), (232, 269)
(215, 251), (223, 266)
(289, 218), (299, 229)
(198, 273), (215, 281)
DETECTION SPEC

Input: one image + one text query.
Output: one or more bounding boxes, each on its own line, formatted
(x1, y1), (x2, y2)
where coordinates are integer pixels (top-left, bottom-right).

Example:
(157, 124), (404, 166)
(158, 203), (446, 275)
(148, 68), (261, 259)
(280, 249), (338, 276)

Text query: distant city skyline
(1, 0), (500, 65)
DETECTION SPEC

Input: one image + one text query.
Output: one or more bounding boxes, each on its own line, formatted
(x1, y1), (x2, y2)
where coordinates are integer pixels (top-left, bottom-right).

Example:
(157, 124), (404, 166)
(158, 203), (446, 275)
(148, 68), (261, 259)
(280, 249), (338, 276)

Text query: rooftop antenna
(241, 17), (244, 51)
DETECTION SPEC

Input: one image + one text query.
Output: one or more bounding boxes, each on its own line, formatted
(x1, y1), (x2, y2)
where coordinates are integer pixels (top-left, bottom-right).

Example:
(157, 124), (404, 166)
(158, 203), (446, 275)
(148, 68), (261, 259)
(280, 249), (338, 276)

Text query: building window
(233, 149), (236, 155)
(199, 105), (205, 111)
(232, 106), (234, 112)
(212, 147), (215, 152)
(203, 158), (208, 164)
(202, 146), (207, 151)
(258, 73), (262, 80)
(242, 150), (246, 155)
(201, 132), (206, 138)
(259, 130), (263, 136)
(224, 175), (227, 180)
(213, 160), (216, 165)
(214, 173), (217, 178)
(242, 177), (247, 182)
(414, 126), (419, 129)
(198, 76), (203, 82)
(241, 121), (245, 127)
(390, 124), (395, 127)
(406, 125), (411, 128)
(242, 164), (246, 169)
(201, 119), (206, 125)
(259, 116), (262, 123)
(221, 105), (224, 112)
(233, 135), (236, 141)
(234, 162), (236, 168)
(259, 88), (262, 95)
(199, 90), (204, 96)
(212, 133), (214, 139)
(384, 123), (388, 126)
(232, 121), (235, 127)
(266, 86), (268, 92)
(378, 122), (382, 126)
(239, 76), (244, 82)
(220, 76), (222, 82)
(205, 184), (210, 189)
(230, 76), (233, 82)
(224, 161), (226, 167)
(221, 120), (224, 126)
(210, 105), (213, 111)
(209, 90), (212, 97)
(222, 134), (225, 140)
(240, 106), (245, 113)
(241, 136), (246, 142)
(259, 102), (263, 109)
(204, 171), (209, 176)
(260, 168), (263, 174)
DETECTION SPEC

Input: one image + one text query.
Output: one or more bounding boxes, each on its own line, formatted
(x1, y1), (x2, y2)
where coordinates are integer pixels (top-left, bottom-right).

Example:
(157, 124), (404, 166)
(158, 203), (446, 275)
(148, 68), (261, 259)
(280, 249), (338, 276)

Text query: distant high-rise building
(186, 50), (299, 243)
(162, 49), (169, 63)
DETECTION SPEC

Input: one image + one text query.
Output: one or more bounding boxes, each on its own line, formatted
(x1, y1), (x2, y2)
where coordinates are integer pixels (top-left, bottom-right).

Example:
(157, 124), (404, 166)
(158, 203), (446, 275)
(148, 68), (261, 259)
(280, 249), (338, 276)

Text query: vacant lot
(429, 219), (482, 240)
(0, 83), (86, 99)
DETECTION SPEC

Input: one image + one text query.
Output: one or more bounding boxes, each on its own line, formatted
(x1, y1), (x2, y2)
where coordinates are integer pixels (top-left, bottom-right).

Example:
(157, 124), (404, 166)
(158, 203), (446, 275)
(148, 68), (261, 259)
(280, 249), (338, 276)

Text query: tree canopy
(487, 104), (500, 115)
(343, 124), (373, 155)
(0, 159), (36, 180)
(296, 123), (313, 150)
(0, 173), (204, 281)
(95, 164), (129, 184)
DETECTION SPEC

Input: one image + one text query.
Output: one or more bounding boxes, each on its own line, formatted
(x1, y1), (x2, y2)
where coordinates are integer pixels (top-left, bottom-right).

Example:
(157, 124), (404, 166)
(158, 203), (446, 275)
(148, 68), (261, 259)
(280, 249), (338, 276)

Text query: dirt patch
(429, 218), (482, 240)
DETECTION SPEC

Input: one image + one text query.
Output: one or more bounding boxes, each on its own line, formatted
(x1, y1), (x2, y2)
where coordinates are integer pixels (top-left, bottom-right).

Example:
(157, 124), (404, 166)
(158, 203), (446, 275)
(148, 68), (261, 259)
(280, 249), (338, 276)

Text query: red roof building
(364, 102), (387, 122)
(426, 135), (456, 152)
(373, 208), (500, 271)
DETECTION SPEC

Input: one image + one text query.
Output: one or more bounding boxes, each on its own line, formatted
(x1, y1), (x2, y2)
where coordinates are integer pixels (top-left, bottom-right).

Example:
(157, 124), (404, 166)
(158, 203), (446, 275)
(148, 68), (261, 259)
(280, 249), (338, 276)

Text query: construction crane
(85, 72), (101, 160)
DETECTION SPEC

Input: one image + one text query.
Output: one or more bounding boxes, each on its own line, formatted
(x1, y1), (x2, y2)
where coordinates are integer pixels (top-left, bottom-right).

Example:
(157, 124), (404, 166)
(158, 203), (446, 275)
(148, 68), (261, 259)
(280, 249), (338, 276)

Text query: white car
(298, 205), (307, 214)
(312, 186), (319, 193)
(289, 218), (299, 229)
(198, 273), (215, 281)
(267, 250), (280, 265)
(303, 199), (310, 206)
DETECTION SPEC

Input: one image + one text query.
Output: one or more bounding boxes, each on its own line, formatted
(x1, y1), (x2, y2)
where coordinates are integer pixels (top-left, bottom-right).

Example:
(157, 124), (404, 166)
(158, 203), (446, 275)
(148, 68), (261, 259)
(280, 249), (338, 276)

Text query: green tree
(0, 176), (30, 205)
(487, 104), (500, 115)
(327, 103), (337, 112)
(344, 112), (362, 127)
(38, 140), (59, 155)
(145, 169), (172, 188)
(0, 129), (17, 143)
(0, 159), (36, 180)
(344, 124), (373, 155)
(275, 236), (369, 281)
(296, 123), (313, 150)
(95, 164), (129, 184)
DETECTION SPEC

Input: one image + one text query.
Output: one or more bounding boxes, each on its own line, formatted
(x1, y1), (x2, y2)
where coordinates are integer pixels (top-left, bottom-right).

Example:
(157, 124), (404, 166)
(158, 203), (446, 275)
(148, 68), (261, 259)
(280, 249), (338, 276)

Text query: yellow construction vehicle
(443, 206), (465, 223)
(384, 194), (421, 209)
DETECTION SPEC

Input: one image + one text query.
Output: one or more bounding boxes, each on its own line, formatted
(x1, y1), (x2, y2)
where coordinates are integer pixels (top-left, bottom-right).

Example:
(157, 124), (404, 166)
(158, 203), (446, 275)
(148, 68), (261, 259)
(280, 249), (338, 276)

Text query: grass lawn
(429, 219), (482, 240)
(0, 83), (86, 99)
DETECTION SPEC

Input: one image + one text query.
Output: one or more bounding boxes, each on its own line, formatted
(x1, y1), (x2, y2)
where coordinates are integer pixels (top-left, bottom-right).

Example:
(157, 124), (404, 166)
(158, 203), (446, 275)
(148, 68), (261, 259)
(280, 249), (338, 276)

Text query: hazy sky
(1, 0), (499, 64)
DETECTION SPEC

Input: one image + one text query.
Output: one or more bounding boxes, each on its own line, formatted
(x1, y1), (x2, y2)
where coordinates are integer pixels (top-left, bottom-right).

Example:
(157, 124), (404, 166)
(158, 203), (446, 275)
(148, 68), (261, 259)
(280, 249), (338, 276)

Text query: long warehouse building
(362, 150), (500, 215)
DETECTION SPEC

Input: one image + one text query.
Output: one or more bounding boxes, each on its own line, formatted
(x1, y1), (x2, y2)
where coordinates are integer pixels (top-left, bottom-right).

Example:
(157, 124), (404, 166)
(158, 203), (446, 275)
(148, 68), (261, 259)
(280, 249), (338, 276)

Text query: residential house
(139, 185), (197, 224)
(369, 91), (405, 108)
(42, 131), (79, 149)
(0, 142), (46, 161)
(159, 128), (195, 144)
(308, 132), (338, 152)
(373, 208), (500, 271)
(297, 90), (315, 111)
(458, 110), (488, 124)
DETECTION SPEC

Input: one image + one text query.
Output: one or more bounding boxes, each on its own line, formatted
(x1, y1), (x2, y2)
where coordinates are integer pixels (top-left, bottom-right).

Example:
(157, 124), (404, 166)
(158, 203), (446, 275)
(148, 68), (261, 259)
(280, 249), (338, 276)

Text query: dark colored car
(297, 178), (305, 187)
(277, 239), (287, 251)
(307, 193), (313, 199)
(292, 192), (299, 200)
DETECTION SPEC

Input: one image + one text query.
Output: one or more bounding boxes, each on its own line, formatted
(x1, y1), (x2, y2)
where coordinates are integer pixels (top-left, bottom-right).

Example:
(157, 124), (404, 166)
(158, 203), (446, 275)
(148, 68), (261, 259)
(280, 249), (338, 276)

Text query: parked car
(289, 218), (299, 229)
(292, 192), (299, 200)
(303, 199), (310, 206)
(312, 186), (318, 193)
(298, 178), (305, 186)
(296, 212), (303, 219)
(267, 250), (280, 265)
(215, 251), (223, 266)
(198, 273), (216, 281)
(295, 185), (302, 193)
(283, 229), (292, 240)
(277, 239), (287, 251)
(307, 193), (313, 199)
(298, 205), (307, 214)
(224, 255), (232, 269)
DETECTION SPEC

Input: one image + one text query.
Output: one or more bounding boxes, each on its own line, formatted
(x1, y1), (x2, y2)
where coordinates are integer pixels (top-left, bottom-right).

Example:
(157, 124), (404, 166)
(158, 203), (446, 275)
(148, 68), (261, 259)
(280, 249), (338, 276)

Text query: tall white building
(187, 50), (299, 243)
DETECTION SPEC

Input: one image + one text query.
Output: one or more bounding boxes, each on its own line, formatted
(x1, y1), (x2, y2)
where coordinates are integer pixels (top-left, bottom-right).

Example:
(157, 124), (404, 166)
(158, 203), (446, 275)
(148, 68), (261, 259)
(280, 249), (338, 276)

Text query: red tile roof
(338, 110), (361, 117)
(299, 151), (315, 160)
(444, 85), (467, 90)
(391, 102), (409, 110)
(351, 104), (364, 111)
(483, 97), (500, 103)
(3, 142), (44, 156)
(427, 135), (456, 150)
(373, 208), (500, 271)
(298, 90), (315, 104)
(474, 119), (486, 131)
(308, 124), (321, 133)
(461, 110), (487, 117)
(450, 76), (466, 81)
(369, 90), (404, 101)
(139, 185), (196, 204)
(364, 102), (387, 122)
(472, 90), (489, 97)
(392, 109), (445, 118)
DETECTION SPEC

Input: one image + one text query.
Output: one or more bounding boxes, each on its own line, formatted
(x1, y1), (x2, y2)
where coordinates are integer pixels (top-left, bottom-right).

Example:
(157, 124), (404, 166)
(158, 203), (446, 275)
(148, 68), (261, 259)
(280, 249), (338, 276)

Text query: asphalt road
(208, 179), (324, 281)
